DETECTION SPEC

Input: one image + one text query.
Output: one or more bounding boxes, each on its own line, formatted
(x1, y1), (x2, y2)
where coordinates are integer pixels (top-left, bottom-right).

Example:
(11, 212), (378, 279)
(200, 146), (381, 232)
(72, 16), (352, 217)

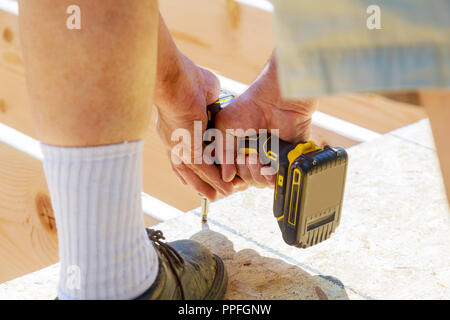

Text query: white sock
(41, 140), (158, 300)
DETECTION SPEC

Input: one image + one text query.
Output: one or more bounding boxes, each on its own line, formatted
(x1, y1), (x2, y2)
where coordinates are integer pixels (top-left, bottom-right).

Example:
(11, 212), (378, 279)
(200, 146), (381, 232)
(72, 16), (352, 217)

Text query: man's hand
(155, 55), (238, 201)
(154, 16), (244, 201)
(216, 54), (317, 188)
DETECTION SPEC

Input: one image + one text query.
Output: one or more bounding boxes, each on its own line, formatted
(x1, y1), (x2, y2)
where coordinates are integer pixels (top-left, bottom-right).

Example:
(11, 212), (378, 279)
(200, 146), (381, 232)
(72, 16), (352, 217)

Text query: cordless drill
(204, 90), (348, 248)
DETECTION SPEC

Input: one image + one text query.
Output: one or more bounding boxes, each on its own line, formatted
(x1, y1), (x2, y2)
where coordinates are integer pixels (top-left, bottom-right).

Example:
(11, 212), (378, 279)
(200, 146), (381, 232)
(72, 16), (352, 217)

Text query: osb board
(2, 120), (449, 299)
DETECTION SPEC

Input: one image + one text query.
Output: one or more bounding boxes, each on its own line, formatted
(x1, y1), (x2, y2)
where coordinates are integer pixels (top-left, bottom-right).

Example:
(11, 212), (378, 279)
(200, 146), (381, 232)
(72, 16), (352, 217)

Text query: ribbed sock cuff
(41, 141), (158, 300)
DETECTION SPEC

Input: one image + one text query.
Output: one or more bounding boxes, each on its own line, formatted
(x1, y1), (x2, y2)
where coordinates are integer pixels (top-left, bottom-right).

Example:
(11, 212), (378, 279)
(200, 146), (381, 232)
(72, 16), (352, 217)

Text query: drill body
(207, 91), (348, 248)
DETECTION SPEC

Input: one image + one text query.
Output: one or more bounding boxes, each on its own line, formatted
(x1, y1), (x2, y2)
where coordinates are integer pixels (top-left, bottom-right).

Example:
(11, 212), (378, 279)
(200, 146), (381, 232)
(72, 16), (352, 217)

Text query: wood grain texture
(378, 90), (422, 107)
(142, 110), (204, 211)
(0, 8), (35, 138)
(160, 0), (274, 85)
(0, 141), (160, 283)
(318, 93), (427, 134)
(311, 125), (359, 149)
(0, 142), (58, 283)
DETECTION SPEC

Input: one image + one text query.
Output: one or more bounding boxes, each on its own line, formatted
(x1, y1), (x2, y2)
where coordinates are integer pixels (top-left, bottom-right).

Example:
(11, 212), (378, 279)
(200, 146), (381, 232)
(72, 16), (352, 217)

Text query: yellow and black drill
(203, 90), (348, 248)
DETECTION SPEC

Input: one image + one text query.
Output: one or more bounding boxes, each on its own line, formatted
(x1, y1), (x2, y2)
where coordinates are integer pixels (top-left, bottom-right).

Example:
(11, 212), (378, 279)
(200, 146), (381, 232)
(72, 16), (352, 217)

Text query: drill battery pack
(274, 142), (348, 248)
(208, 91), (348, 249)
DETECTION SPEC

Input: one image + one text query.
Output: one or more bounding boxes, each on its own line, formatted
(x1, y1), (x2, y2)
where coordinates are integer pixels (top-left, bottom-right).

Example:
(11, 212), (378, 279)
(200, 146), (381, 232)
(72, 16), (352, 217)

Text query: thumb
(215, 103), (242, 133)
(215, 98), (263, 135)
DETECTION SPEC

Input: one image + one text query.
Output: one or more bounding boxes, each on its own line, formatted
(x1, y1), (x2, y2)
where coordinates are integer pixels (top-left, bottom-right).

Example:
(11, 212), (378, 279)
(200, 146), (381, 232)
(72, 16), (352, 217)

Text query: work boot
(136, 229), (228, 300)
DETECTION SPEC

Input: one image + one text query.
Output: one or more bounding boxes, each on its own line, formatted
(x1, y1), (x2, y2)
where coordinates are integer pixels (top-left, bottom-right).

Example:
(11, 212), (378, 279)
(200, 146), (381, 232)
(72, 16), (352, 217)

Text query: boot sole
(203, 254), (228, 300)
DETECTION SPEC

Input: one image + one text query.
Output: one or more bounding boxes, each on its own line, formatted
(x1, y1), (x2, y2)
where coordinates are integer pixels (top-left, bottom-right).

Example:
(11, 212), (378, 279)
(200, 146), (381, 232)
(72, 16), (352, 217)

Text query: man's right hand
(216, 54), (317, 188)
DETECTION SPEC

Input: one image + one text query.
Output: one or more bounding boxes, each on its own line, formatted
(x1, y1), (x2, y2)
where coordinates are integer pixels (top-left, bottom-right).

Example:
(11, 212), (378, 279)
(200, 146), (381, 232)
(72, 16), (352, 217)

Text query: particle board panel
(198, 122), (450, 299)
(389, 119), (435, 150)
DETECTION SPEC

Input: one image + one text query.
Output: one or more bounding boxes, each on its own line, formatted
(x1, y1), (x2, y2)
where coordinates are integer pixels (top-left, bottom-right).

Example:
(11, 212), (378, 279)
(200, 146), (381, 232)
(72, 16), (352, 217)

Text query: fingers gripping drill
(201, 90), (348, 248)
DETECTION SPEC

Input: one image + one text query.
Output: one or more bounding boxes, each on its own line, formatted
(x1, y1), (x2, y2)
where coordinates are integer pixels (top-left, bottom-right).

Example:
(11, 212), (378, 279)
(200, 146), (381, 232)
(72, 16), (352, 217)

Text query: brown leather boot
(135, 229), (228, 300)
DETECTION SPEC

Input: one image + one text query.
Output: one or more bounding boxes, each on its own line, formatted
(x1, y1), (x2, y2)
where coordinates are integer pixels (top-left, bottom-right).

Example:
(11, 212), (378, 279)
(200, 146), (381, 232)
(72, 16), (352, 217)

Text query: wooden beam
(0, 6), (35, 138)
(310, 125), (359, 149)
(0, 142), (57, 283)
(1, 1), (428, 133)
(377, 90), (422, 107)
(159, 0), (274, 85)
(420, 90), (450, 205)
(0, 141), (159, 283)
(142, 111), (210, 211)
(161, 0), (427, 133)
(318, 94), (427, 134)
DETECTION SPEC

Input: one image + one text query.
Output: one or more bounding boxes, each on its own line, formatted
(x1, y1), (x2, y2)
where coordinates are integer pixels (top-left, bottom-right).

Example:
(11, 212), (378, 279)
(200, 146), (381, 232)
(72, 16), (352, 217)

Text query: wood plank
(311, 125), (359, 149)
(0, 142), (57, 283)
(420, 90), (450, 205)
(0, 2), (430, 134)
(377, 90), (422, 107)
(142, 111), (206, 211)
(160, 0), (427, 133)
(159, 0), (274, 85)
(318, 93), (427, 134)
(0, 141), (159, 283)
(0, 6), (35, 137)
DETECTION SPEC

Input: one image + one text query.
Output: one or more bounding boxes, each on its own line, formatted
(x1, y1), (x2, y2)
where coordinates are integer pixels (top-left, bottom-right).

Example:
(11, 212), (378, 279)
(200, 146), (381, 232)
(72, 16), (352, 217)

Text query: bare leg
(19, 0), (158, 147)
(19, 0), (161, 300)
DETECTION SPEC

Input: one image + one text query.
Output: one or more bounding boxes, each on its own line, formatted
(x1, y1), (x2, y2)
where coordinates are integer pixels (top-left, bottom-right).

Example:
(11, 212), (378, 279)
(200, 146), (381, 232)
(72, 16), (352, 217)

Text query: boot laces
(146, 229), (185, 299)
